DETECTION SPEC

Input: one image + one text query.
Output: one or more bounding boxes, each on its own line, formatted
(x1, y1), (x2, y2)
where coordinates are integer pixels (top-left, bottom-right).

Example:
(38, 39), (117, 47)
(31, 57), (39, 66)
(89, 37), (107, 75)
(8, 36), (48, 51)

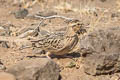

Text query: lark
(31, 20), (87, 58)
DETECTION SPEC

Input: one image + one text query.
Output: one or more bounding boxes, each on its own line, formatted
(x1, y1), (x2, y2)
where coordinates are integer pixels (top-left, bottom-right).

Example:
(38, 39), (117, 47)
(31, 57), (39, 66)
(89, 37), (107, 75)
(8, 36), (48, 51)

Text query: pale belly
(49, 35), (78, 55)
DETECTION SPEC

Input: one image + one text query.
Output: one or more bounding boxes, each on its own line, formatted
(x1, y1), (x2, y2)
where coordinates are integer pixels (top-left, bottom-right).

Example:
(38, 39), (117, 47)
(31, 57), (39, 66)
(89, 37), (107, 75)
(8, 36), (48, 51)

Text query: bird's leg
(46, 52), (52, 59)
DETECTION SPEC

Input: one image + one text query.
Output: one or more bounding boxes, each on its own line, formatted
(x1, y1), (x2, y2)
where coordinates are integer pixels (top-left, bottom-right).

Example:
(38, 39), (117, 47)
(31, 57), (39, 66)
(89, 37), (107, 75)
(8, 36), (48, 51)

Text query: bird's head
(67, 19), (87, 35)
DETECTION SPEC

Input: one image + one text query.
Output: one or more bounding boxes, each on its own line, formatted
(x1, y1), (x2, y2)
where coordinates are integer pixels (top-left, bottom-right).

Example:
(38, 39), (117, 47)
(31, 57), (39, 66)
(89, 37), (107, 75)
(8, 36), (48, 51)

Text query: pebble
(14, 8), (29, 19)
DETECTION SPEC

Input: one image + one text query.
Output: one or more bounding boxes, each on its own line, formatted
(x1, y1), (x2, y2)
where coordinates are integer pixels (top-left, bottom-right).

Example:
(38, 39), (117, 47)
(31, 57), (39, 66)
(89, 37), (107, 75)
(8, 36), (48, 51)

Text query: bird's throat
(65, 27), (76, 36)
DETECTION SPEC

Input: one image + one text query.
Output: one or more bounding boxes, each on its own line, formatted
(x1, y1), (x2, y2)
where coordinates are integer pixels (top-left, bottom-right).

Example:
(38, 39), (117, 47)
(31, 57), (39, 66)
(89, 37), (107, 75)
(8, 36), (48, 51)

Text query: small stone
(14, 8), (28, 19)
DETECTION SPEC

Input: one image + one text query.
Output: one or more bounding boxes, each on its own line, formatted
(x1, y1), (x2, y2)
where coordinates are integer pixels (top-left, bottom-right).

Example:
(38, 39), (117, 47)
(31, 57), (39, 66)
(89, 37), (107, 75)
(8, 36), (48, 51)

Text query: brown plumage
(31, 20), (87, 58)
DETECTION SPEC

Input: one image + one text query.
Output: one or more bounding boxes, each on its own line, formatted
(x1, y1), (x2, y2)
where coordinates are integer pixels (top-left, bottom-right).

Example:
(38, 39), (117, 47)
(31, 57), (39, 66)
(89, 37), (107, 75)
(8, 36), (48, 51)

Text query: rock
(83, 52), (120, 75)
(79, 26), (120, 75)
(78, 73), (111, 80)
(0, 72), (16, 80)
(79, 26), (120, 56)
(7, 58), (60, 80)
(14, 8), (28, 19)
(61, 66), (112, 80)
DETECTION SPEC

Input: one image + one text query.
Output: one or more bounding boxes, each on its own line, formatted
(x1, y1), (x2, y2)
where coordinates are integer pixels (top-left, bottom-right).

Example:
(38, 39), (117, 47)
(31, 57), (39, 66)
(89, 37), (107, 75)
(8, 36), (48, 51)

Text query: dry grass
(54, 0), (76, 13)
(54, 0), (97, 14)
(14, 0), (46, 8)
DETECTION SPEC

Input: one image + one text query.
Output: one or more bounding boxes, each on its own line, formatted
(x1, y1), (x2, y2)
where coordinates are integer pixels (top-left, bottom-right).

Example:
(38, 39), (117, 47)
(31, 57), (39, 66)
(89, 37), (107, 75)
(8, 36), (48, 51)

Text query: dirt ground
(0, 0), (120, 80)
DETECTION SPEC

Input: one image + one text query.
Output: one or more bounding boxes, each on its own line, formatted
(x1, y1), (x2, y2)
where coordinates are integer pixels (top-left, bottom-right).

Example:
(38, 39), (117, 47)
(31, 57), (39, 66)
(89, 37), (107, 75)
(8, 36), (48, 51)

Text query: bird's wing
(31, 34), (65, 52)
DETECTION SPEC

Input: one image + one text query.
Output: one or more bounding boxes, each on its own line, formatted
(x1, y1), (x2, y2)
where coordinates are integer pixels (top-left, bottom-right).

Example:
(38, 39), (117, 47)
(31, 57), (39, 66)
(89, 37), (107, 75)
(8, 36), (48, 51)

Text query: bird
(31, 19), (87, 59)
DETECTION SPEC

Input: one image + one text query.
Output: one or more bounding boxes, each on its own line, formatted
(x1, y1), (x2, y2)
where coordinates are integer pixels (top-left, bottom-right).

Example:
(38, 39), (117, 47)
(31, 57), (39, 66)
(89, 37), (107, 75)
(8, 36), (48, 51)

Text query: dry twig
(34, 15), (74, 21)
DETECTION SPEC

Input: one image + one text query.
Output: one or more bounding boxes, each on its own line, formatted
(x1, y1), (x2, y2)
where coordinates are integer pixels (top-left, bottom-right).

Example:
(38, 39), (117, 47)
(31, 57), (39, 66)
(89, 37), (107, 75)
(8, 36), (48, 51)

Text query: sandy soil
(0, 0), (120, 80)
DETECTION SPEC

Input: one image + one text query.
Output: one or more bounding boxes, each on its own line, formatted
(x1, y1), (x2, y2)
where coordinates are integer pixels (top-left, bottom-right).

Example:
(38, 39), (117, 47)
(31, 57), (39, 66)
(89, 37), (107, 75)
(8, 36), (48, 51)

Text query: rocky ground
(0, 0), (120, 80)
